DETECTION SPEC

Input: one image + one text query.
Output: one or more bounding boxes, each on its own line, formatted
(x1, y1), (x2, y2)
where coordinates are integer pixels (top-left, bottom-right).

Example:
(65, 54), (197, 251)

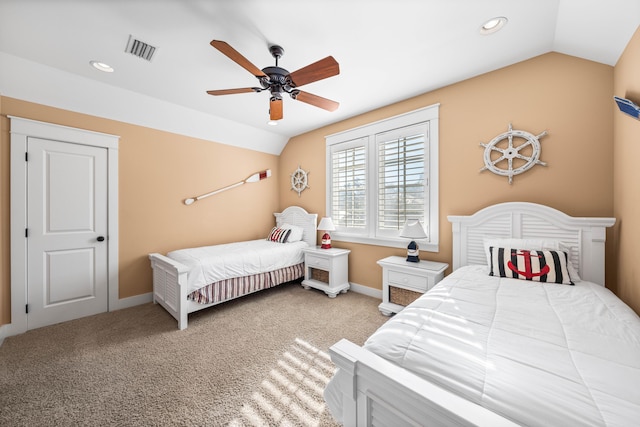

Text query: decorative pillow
(483, 237), (581, 282)
(266, 227), (291, 243)
(489, 247), (573, 285)
(279, 223), (304, 243)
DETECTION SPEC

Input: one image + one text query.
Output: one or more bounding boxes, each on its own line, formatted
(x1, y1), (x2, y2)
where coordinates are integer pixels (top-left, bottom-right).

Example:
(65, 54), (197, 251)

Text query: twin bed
(325, 202), (640, 426)
(149, 206), (317, 330)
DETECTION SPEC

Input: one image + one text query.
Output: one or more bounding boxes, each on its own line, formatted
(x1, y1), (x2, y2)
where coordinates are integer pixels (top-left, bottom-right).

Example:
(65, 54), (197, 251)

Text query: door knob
(97, 236), (105, 242)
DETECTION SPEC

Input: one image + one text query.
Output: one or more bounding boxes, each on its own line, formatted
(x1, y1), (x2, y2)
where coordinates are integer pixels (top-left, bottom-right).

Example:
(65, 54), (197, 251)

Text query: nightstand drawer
(388, 270), (429, 291)
(306, 254), (330, 270)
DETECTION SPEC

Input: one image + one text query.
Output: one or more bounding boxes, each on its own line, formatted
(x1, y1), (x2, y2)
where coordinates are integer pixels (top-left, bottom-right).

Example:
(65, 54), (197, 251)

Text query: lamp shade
(318, 217), (336, 231)
(399, 219), (427, 239)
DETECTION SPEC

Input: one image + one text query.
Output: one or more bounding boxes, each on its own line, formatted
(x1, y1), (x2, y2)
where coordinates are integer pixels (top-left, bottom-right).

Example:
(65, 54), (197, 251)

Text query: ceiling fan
(206, 40), (340, 123)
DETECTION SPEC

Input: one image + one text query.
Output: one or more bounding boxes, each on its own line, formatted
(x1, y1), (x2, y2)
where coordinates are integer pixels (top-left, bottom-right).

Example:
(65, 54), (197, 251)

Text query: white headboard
(274, 206), (318, 247)
(448, 202), (615, 286)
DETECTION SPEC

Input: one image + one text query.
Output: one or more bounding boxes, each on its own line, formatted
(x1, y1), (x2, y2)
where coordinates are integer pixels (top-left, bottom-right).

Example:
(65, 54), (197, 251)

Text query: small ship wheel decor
(479, 123), (548, 184)
(290, 165), (310, 197)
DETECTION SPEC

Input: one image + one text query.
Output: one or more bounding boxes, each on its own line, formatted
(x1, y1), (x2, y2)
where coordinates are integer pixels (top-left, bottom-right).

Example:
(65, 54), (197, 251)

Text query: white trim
(0, 324), (10, 347)
(325, 104), (440, 143)
(111, 292), (154, 311)
(347, 281), (382, 300)
(9, 116), (119, 337)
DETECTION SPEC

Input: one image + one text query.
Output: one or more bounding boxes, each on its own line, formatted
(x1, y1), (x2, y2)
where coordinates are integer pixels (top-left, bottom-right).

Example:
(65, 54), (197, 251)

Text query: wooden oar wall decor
(184, 169), (271, 205)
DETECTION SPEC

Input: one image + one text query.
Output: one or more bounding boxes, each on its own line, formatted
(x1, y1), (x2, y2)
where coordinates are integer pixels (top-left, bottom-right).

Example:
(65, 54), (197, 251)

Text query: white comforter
(334, 265), (640, 426)
(167, 239), (308, 294)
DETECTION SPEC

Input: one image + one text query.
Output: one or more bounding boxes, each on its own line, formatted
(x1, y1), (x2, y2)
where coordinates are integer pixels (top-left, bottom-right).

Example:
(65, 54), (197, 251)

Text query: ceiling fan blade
(206, 87), (259, 96)
(270, 98), (283, 120)
(288, 56), (339, 88)
(210, 40), (267, 78)
(292, 91), (339, 112)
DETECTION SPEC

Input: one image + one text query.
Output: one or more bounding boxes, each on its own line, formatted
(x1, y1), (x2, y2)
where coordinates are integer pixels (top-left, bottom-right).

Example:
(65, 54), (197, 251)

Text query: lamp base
(321, 232), (332, 249)
(406, 240), (420, 262)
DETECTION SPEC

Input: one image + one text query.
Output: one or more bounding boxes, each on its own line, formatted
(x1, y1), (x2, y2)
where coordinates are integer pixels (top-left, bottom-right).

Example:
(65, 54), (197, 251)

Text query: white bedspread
(167, 239), (308, 294)
(332, 265), (640, 426)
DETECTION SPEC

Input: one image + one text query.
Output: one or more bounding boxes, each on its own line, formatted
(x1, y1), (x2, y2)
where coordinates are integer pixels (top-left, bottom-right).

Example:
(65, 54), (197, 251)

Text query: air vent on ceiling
(125, 35), (157, 61)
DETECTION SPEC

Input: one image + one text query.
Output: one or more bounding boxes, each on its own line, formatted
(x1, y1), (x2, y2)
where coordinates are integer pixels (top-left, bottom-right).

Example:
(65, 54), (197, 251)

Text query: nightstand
(377, 256), (448, 316)
(302, 247), (351, 298)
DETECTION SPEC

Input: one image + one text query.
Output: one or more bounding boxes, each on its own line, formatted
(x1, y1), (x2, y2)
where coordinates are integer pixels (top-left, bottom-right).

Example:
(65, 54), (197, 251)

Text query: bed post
(328, 339), (359, 426)
(149, 253), (191, 329)
(450, 220), (462, 270)
(581, 225), (609, 286)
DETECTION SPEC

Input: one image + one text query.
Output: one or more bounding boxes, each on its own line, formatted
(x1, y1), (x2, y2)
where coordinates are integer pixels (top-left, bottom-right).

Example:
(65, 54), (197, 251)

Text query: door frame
(9, 116), (119, 335)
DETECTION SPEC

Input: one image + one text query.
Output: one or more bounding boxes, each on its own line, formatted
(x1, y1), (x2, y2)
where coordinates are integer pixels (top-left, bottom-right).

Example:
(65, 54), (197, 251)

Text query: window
(325, 104), (439, 251)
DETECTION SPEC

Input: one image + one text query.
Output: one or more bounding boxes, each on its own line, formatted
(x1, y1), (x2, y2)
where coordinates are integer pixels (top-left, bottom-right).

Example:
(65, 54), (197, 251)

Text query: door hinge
(25, 228), (28, 238)
(25, 152), (28, 162)
(25, 304), (29, 314)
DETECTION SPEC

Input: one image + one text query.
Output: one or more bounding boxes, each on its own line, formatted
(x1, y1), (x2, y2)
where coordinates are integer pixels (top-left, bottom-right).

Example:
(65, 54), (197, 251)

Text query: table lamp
(399, 219), (427, 262)
(318, 217), (336, 249)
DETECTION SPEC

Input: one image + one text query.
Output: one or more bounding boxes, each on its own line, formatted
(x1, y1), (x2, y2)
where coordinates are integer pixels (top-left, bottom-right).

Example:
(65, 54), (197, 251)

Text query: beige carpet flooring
(0, 281), (388, 426)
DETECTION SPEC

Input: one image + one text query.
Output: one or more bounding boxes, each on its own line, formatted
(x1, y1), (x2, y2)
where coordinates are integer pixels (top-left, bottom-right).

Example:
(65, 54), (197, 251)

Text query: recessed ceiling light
(90, 60), (114, 73)
(480, 17), (508, 35)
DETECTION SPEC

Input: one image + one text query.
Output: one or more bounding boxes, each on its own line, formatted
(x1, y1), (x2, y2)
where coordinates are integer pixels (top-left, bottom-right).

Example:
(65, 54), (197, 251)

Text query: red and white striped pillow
(266, 227), (291, 243)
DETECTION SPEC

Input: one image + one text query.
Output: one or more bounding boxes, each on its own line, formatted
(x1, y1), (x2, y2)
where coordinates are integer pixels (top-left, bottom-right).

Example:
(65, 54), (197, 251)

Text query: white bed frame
(149, 206), (317, 330)
(328, 202), (615, 426)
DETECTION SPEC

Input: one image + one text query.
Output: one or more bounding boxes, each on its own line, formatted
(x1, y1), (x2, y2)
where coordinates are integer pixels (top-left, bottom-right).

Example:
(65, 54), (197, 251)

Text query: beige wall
(279, 52), (617, 298)
(0, 98), (279, 325)
(614, 27), (640, 314)
(2, 47), (635, 327)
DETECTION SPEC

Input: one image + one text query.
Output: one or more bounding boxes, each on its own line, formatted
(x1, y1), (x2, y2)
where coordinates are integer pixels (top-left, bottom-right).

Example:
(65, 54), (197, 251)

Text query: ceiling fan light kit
(207, 40), (340, 122)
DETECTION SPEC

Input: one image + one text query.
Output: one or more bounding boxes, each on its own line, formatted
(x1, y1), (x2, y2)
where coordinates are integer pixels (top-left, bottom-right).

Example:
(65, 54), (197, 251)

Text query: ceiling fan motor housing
(261, 66), (293, 98)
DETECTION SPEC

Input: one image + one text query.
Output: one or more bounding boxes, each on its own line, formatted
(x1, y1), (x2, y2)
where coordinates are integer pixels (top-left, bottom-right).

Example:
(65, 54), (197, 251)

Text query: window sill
(331, 232), (439, 253)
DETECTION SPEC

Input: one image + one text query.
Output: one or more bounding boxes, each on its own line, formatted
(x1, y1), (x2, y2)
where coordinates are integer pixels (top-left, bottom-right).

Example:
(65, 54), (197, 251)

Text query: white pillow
(483, 237), (581, 282)
(280, 223), (304, 243)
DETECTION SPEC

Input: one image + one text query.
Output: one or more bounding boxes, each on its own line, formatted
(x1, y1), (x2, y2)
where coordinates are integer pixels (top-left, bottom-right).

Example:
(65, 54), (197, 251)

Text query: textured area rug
(0, 282), (388, 426)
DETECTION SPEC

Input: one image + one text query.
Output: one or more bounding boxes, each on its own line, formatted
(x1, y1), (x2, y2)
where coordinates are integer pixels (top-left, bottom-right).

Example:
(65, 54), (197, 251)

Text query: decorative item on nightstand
(318, 217), (336, 249)
(400, 219), (427, 262)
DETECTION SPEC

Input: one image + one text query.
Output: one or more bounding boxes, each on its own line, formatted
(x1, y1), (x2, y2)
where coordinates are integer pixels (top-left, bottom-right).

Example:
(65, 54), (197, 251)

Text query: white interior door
(26, 137), (108, 329)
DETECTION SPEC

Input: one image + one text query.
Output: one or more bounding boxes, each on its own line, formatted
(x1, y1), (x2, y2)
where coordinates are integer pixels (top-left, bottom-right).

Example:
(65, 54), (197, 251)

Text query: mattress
(329, 265), (640, 426)
(167, 239), (308, 294)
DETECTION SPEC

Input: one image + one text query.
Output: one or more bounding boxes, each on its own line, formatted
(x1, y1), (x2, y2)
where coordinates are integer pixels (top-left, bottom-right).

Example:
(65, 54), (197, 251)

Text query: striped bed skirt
(187, 262), (305, 305)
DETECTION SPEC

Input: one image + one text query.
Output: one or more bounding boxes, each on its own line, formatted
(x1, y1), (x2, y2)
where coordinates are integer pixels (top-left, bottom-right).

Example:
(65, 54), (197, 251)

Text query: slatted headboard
(274, 206), (318, 247)
(448, 202), (615, 286)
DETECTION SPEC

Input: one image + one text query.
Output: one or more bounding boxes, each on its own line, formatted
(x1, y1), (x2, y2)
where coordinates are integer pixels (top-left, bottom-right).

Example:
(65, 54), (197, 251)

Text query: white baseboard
(0, 323), (10, 347)
(348, 282), (382, 300)
(111, 292), (153, 311)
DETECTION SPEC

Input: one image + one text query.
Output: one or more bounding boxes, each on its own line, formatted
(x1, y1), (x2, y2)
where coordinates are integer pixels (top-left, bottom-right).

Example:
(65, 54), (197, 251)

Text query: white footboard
(149, 253), (190, 330)
(327, 339), (519, 427)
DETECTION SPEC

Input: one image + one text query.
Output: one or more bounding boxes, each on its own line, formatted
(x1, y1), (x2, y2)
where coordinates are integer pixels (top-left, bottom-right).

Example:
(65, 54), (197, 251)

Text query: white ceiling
(0, 0), (638, 154)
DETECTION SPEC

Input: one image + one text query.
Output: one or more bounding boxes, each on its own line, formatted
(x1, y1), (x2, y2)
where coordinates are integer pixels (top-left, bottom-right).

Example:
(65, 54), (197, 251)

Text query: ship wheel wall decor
(290, 165), (310, 197)
(479, 123), (548, 184)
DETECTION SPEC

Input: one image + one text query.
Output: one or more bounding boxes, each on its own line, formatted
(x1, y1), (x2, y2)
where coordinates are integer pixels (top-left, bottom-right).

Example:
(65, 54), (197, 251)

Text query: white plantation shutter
(330, 138), (367, 232)
(376, 123), (428, 238)
(325, 104), (439, 250)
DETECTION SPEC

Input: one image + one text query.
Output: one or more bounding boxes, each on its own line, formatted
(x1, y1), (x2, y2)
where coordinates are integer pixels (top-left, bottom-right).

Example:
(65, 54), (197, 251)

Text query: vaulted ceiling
(1, 0), (638, 154)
